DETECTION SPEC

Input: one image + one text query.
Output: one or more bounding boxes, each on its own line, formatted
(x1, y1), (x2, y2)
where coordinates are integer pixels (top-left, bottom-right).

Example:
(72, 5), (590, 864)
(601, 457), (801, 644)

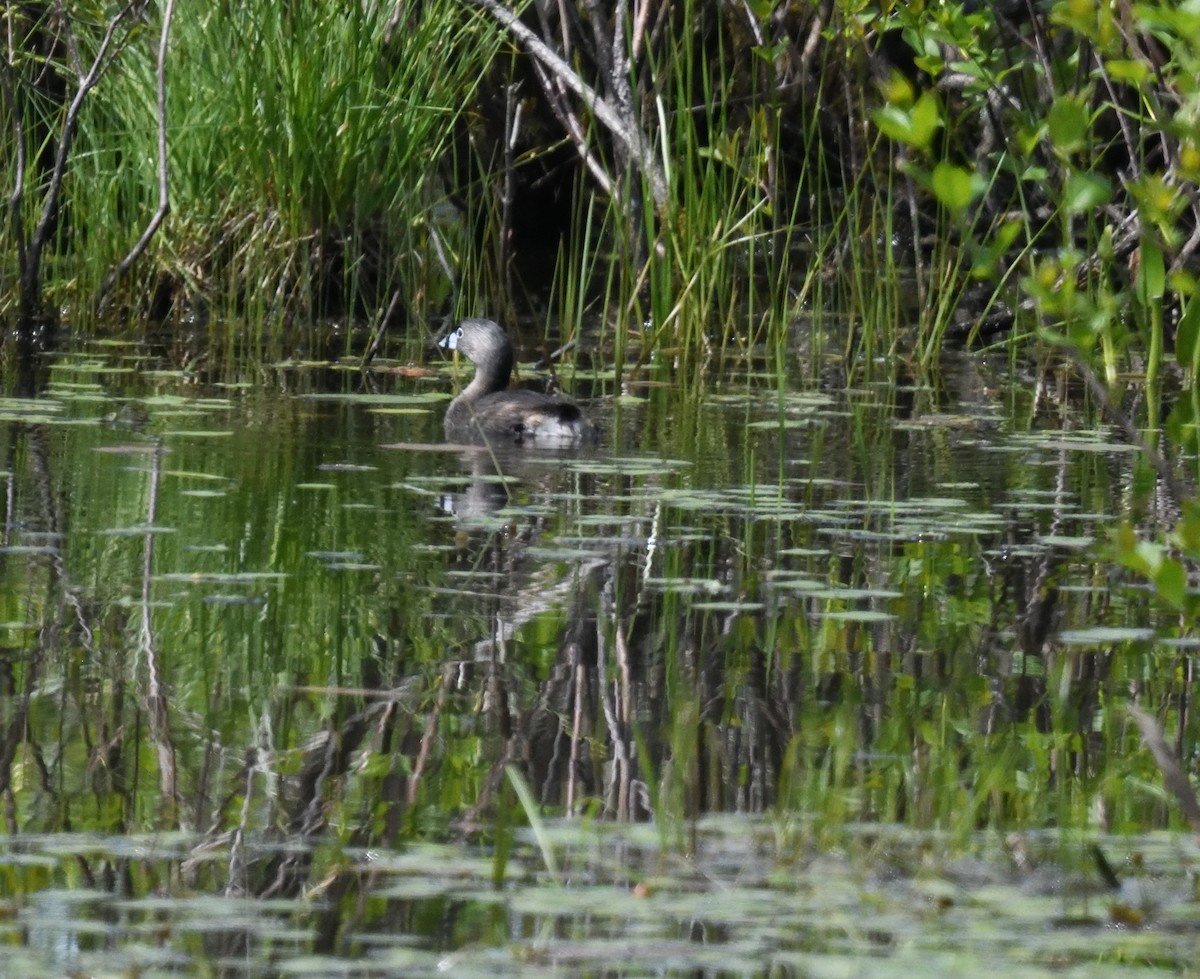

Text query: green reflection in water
(0, 340), (1193, 973)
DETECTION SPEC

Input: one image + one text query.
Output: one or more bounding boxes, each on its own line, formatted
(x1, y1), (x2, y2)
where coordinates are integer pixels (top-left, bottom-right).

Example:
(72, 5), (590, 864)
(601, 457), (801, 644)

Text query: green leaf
(873, 105), (916, 145)
(1047, 96), (1089, 155)
(1153, 555), (1187, 610)
(971, 218), (1022, 277)
(1137, 239), (1165, 303)
(1176, 503), (1200, 558)
(872, 92), (943, 153)
(1127, 175), (1183, 243)
(1176, 297), (1200, 372)
(752, 40), (791, 63)
(1166, 395), (1199, 454)
(1103, 58), (1150, 84)
(909, 92), (942, 151)
(878, 70), (916, 107)
(913, 53), (944, 75)
(947, 59), (988, 80)
(1064, 172), (1111, 213)
(931, 161), (980, 215)
(1017, 125), (1046, 156)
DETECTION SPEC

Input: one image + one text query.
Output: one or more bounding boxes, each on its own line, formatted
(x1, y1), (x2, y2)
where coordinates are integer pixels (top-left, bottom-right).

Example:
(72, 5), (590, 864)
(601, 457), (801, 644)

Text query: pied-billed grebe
(439, 318), (594, 446)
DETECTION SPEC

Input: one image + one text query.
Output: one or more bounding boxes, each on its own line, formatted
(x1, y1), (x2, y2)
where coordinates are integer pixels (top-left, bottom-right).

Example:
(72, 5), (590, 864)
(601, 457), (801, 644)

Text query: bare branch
(529, 57), (619, 198)
(1, 10), (29, 284)
(20, 2), (140, 321)
(97, 0), (177, 312)
(469, 0), (666, 205)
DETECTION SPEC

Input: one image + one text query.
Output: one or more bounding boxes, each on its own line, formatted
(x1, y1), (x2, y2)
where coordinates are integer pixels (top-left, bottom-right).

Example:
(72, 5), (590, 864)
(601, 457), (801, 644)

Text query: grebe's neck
(463, 345), (513, 399)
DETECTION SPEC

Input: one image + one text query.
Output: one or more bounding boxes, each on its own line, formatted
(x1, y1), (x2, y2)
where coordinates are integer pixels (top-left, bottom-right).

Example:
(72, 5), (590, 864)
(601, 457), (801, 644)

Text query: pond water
(0, 330), (1196, 975)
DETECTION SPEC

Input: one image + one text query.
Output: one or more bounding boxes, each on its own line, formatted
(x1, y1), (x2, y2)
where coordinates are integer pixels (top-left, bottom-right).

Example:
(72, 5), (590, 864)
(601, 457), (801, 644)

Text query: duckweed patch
(3, 823), (1199, 977)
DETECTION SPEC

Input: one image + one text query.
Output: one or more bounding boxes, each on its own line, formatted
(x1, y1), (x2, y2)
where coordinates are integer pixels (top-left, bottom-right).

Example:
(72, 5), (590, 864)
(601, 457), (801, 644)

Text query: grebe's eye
(456, 327), (464, 337)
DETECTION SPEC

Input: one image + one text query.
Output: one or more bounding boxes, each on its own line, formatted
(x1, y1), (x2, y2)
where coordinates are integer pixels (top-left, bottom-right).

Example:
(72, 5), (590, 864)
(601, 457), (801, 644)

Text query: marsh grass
(11, 1), (499, 332)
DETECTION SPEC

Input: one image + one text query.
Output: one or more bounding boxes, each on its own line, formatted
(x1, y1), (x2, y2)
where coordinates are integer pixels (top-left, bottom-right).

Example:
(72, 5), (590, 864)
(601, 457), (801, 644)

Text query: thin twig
(500, 79), (522, 307)
(530, 58), (620, 197)
(360, 287), (404, 368)
(630, 0), (653, 64)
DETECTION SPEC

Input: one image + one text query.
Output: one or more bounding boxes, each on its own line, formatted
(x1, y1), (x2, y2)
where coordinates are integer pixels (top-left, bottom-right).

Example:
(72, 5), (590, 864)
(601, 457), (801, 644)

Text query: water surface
(0, 333), (1193, 974)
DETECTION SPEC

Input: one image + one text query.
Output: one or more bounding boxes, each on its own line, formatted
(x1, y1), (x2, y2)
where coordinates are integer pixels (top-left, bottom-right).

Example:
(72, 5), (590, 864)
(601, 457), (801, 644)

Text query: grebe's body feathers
(440, 318), (594, 447)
